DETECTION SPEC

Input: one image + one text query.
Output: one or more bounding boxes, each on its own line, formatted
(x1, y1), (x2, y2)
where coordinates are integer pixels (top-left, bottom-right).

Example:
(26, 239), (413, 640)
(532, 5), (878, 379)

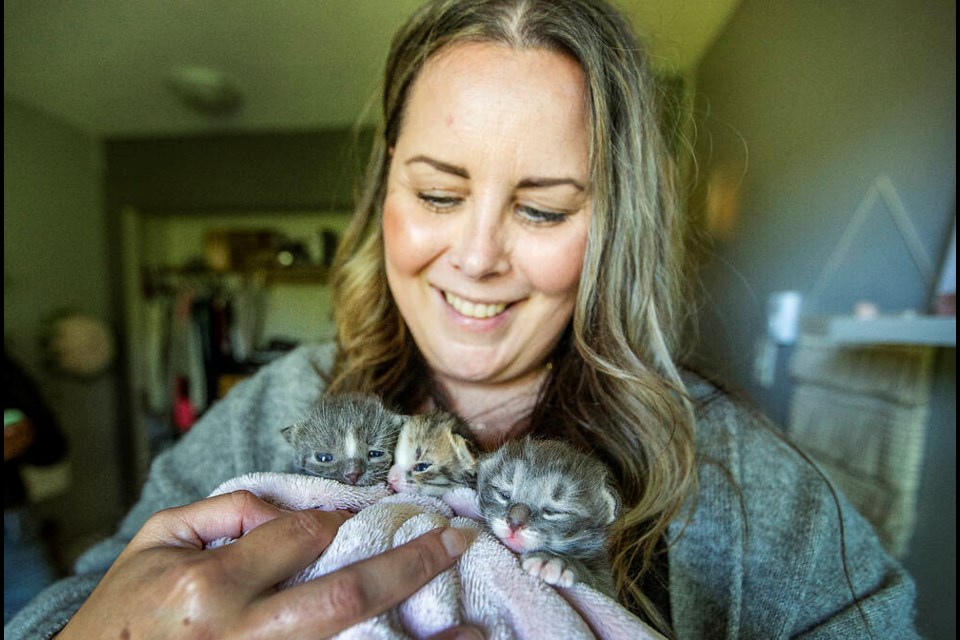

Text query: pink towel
(209, 472), (663, 640)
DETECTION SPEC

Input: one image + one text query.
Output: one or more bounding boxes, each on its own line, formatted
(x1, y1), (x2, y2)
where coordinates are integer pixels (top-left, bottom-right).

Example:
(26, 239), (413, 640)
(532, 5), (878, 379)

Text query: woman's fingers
(255, 526), (471, 637)
(133, 491), (289, 551)
(217, 508), (352, 589)
(121, 495), (475, 639)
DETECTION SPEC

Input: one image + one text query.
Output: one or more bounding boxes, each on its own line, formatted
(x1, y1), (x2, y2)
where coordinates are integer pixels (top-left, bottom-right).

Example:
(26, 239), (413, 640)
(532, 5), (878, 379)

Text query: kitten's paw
(521, 553), (576, 588)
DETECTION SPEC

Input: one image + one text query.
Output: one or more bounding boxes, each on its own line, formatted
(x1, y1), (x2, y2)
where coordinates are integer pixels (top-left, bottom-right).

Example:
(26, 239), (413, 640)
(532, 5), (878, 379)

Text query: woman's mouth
(443, 291), (509, 319)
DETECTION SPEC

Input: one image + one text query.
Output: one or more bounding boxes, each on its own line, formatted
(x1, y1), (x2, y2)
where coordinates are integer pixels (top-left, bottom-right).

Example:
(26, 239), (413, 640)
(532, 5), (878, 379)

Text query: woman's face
(383, 42), (591, 387)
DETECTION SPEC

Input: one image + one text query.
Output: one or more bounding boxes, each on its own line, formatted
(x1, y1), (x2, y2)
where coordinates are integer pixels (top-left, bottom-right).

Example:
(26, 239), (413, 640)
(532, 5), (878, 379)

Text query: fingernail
(441, 527), (467, 558)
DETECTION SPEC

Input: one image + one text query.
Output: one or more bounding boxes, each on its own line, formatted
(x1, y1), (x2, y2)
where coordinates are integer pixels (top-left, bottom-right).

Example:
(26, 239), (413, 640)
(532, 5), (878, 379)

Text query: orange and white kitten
(387, 411), (479, 496)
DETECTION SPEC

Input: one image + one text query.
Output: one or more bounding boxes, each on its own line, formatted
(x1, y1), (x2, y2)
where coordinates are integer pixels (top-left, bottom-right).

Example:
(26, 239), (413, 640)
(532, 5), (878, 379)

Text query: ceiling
(4, 0), (740, 139)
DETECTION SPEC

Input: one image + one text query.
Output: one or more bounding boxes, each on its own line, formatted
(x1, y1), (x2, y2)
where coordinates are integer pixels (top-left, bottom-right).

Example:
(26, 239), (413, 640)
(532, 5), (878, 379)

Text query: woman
(6, 0), (916, 638)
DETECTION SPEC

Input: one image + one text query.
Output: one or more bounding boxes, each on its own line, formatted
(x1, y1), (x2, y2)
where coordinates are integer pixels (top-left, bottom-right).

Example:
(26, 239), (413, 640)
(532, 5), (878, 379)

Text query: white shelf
(801, 315), (956, 347)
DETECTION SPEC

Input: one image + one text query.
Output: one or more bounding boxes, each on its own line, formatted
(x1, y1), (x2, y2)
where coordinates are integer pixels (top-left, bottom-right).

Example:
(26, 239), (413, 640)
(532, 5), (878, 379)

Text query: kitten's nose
(344, 460), (363, 485)
(507, 503), (531, 531)
(387, 466), (403, 491)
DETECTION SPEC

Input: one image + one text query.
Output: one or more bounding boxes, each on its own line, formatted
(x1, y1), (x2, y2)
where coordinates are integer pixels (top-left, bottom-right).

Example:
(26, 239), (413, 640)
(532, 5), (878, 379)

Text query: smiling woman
(326, 0), (918, 635)
(328, 5), (699, 624)
(382, 43), (591, 430)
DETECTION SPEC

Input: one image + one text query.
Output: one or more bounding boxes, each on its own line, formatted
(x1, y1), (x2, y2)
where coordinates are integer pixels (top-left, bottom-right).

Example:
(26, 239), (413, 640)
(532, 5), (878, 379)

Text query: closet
(120, 208), (351, 479)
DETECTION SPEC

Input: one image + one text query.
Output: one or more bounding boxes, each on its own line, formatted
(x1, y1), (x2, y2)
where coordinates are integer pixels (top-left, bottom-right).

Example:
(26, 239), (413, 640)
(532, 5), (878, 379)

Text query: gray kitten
(281, 393), (405, 486)
(387, 411), (480, 496)
(476, 437), (620, 596)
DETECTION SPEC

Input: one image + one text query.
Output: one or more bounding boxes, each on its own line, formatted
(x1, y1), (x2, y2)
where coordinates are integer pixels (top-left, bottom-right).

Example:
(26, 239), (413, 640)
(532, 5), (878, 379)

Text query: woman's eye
(368, 450), (384, 459)
(315, 453), (334, 463)
(517, 205), (568, 225)
(413, 462), (432, 472)
(417, 193), (461, 212)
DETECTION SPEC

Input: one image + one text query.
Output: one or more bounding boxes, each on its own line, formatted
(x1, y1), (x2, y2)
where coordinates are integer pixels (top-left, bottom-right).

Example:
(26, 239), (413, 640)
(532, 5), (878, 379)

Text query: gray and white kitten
(281, 393), (405, 486)
(387, 411), (480, 496)
(476, 437), (620, 596)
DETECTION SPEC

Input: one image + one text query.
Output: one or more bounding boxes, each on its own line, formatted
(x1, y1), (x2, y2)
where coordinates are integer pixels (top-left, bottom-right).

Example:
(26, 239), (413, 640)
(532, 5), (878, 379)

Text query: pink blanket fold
(209, 472), (663, 640)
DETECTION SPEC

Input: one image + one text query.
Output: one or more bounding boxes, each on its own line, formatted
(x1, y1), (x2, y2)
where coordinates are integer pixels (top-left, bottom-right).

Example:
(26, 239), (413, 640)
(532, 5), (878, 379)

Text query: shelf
(259, 265), (330, 285)
(801, 315), (956, 347)
(154, 264), (330, 285)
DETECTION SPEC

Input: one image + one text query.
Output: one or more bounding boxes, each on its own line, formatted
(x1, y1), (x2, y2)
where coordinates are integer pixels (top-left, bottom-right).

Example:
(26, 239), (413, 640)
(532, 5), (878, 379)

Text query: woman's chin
(439, 367), (499, 385)
(428, 350), (504, 382)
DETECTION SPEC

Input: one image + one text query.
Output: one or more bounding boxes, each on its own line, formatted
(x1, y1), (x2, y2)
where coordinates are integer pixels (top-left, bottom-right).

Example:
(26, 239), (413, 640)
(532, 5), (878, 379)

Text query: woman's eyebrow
(405, 155), (469, 178)
(516, 176), (585, 192)
(406, 154), (585, 191)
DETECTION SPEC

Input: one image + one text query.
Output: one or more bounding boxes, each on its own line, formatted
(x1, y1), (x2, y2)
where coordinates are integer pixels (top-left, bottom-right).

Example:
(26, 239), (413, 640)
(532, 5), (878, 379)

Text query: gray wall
(690, 1), (955, 637)
(4, 96), (123, 551)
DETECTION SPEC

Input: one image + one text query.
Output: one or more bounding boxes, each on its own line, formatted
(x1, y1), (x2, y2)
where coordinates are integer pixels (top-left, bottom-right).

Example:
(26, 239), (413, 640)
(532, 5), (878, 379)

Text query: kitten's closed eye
(476, 437), (620, 597)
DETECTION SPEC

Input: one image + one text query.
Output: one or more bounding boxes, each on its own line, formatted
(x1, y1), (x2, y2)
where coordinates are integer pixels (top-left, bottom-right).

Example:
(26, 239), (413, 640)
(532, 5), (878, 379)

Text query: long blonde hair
(329, 0), (696, 631)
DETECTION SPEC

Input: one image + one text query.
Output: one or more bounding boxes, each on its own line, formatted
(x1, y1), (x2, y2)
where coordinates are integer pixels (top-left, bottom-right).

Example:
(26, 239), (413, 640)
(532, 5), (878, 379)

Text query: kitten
(476, 437), (620, 596)
(281, 393), (404, 486)
(387, 411), (480, 496)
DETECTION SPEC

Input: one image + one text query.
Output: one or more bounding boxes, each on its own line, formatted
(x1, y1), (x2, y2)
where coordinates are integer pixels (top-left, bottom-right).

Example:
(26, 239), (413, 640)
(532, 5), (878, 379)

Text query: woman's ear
(388, 146), (395, 158)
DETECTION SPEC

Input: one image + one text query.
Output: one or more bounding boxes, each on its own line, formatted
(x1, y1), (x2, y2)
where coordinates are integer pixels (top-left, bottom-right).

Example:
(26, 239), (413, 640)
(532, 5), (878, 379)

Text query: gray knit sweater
(5, 344), (918, 639)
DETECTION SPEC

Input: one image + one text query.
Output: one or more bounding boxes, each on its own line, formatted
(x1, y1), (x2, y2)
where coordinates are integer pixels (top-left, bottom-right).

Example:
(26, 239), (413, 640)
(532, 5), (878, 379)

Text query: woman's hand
(58, 490), (477, 639)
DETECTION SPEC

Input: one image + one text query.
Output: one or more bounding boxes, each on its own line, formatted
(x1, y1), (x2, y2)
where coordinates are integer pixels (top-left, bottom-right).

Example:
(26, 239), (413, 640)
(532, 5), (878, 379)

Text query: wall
(690, 1), (955, 637)
(104, 129), (371, 213)
(3, 96), (123, 555)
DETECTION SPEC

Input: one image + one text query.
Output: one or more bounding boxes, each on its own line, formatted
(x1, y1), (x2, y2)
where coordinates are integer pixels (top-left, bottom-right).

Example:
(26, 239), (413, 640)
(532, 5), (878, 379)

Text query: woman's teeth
(444, 291), (507, 319)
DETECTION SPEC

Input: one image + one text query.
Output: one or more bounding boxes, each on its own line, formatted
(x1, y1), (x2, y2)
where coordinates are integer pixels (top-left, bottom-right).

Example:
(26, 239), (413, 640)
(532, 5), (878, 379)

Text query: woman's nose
(452, 204), (510, 279)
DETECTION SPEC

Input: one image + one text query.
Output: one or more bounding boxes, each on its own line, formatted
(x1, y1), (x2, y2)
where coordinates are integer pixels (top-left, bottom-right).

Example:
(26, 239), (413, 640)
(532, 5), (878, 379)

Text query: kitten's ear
(449, 433), (478, 468)
(600, 483), (620, 525)
(474, 452), (497, 481)
(280, 424), (295, 444)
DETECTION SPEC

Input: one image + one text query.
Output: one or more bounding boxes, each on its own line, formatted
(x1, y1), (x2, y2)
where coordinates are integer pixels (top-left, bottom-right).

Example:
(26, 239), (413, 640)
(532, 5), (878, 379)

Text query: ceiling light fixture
(166, 66), (244, 117)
